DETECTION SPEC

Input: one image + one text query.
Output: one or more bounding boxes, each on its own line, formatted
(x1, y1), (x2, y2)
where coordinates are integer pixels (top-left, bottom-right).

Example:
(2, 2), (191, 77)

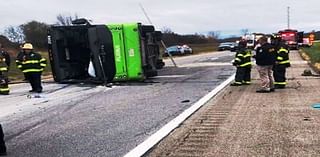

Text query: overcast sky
(0, 0), (319, 37)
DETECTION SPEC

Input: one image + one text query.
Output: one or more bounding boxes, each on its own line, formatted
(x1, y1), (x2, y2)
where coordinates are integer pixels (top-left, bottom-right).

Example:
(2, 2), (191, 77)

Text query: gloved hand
(0, 79), (5, 85)
(231, 59), (237, 66)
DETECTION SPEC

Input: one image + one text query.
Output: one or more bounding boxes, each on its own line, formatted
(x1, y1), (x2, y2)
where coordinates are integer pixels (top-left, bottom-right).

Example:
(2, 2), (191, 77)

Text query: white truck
(243, 33), (264, 49)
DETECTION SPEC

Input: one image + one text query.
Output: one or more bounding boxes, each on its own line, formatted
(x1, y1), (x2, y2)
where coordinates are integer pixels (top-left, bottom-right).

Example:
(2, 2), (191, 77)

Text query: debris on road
(181, 100), (190, 103)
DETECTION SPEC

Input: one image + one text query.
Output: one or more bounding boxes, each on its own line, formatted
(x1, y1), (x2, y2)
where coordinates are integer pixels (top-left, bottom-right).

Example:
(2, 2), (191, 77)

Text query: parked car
(218, 42), (238, 51)
(181, 45), (193, 54)
(164, 45), (193, 56)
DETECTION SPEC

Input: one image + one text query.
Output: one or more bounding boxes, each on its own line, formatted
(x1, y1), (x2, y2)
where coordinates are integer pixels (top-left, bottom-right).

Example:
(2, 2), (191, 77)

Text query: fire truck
(278, 29), (303, 50)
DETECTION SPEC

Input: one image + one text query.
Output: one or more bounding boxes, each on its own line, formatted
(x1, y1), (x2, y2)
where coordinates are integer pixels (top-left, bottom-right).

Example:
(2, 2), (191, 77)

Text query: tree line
(1, 14), (243, 50)
(161, 27), (220, 46)
(1, 14), (78, 50)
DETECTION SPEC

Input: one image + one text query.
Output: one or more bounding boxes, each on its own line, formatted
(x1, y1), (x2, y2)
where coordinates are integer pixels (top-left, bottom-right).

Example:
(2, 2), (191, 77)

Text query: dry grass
(300, 42), (320, 73)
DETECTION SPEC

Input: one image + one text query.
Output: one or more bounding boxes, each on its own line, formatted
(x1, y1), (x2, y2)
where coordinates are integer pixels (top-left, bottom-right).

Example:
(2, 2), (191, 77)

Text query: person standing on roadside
(16, 43), (47, 93)
(0, 44), (10, 95)
(230, 40), (252, 86)
(0, 44), (10, 68)
(272, 37), (290, 89)
(255, 37), (277, 93)
(16, 43), (28, 81)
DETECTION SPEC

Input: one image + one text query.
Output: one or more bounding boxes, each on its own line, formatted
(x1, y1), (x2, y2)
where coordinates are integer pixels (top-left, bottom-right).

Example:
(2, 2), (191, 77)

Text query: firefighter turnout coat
(16, 52), (47, 74)
(232, 48), (252, 85)
(0, 53), (9, 94)
(273, 46), (290, 87)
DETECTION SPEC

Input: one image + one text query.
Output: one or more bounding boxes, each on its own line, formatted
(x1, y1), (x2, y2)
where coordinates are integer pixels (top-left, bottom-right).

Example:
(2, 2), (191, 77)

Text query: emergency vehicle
(243, 33), (264, 49)
(278, 29), (300, 49)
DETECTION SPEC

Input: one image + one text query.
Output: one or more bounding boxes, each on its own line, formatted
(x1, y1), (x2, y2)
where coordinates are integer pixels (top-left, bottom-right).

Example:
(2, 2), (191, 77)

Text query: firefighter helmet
(22, 43), (33, 50)
(302, 69), (312, 76)
(238, 40), (247, 48)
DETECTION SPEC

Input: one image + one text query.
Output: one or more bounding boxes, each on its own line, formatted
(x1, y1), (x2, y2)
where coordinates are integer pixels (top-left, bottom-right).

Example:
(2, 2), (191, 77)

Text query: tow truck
(243, 33), (264, 49)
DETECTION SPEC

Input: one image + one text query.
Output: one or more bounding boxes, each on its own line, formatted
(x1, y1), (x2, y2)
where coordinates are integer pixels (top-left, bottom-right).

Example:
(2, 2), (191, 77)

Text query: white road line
(153, 75), (187, 78)
(123, 73), (236, 157)
(179, 62), (232, 68)
(209, 57), (219, 60)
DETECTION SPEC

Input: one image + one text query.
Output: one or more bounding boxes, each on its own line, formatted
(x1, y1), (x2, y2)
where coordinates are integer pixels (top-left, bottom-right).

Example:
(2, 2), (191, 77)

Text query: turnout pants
(257, 65), (274, 90)
(25, 72), (42, 92)
(235, 67), (245, 84)
(235, 67), (251, 84)
(0, 72), (9, 95)
(0, 124), (6, 155)
(244, 67), (251, 84)
(273, 65), (287, 88)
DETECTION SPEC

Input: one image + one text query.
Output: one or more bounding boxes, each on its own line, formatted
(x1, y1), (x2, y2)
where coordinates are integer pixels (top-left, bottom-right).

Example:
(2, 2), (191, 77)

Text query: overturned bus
(48, 20), (164, 84)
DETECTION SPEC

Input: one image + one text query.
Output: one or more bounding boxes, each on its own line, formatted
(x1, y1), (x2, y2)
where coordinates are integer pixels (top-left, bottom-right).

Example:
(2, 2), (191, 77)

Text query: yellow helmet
(22, 43), (33, 50)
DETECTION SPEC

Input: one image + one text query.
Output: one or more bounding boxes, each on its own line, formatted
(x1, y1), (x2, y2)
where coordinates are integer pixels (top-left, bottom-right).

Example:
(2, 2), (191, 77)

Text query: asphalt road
(1, 51), (235, 157)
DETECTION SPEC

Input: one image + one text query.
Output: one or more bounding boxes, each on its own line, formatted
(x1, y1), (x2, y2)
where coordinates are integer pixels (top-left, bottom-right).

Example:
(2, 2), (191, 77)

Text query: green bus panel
(122, 23), (144, 80)
(107, 24), (128, 81)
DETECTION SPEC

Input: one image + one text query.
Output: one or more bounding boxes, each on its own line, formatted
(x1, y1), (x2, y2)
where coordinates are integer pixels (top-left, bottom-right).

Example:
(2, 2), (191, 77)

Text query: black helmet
(271, 34), (282, 45)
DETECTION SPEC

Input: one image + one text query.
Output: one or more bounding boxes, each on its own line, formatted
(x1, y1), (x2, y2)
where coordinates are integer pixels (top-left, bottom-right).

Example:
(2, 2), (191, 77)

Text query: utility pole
(287, 6), (290, 29)
(139, 3), (177, 67)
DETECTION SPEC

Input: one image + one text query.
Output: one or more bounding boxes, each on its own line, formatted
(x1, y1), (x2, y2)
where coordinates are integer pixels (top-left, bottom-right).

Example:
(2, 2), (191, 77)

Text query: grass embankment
(188, 43), (219, 54)
(161, 43), (219, 59)
(300, 42), (320, 72)
(8, 51), (52, 82)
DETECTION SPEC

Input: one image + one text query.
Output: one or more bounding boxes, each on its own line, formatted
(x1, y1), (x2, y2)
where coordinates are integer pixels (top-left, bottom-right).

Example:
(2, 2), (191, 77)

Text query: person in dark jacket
(230, 40), (252, 86)
(255, 37), (277, 93)
(16, 43), (47, 93)
(0, 44), (10, 95)
(0, 44), (10, 68)
(17, 43), (28, 81)
(0, 124), (6, 156)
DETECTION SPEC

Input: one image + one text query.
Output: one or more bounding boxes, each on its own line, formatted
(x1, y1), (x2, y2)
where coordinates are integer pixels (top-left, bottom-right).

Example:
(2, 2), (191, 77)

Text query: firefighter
(273, 37), (290, 88)
(0, 50), (9, 95)
(17, 43), (28, 81)
(0, 124), (6, 156)
(230, 40), (252, 86)
(0, 44), (10, 68)
(16, 43), (47, 93)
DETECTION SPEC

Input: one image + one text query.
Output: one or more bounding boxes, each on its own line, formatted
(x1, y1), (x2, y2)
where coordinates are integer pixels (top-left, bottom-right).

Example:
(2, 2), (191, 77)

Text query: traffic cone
(0, 124), (7, 156)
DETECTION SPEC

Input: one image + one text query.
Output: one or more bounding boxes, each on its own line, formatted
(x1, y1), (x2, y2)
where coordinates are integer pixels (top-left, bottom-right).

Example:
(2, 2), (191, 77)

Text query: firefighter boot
(230, 82), (242, 86)
(0, 79), (9, 95)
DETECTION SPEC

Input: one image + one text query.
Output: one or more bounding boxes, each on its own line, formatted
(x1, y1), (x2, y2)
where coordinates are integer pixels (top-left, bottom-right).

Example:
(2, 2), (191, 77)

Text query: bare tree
(161, 27), (173, 34)
(21, 21), (49, 49)
(4, 26), (25, 44)
(208, 31), (221, 39)
(241, 28), (249, 35)
(56, 14), (79, 26)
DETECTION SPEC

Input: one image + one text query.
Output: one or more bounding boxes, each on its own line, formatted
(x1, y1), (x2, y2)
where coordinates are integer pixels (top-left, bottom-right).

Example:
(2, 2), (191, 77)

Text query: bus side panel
(123, 23), (144, 80)
(107, 24), (128, 81)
